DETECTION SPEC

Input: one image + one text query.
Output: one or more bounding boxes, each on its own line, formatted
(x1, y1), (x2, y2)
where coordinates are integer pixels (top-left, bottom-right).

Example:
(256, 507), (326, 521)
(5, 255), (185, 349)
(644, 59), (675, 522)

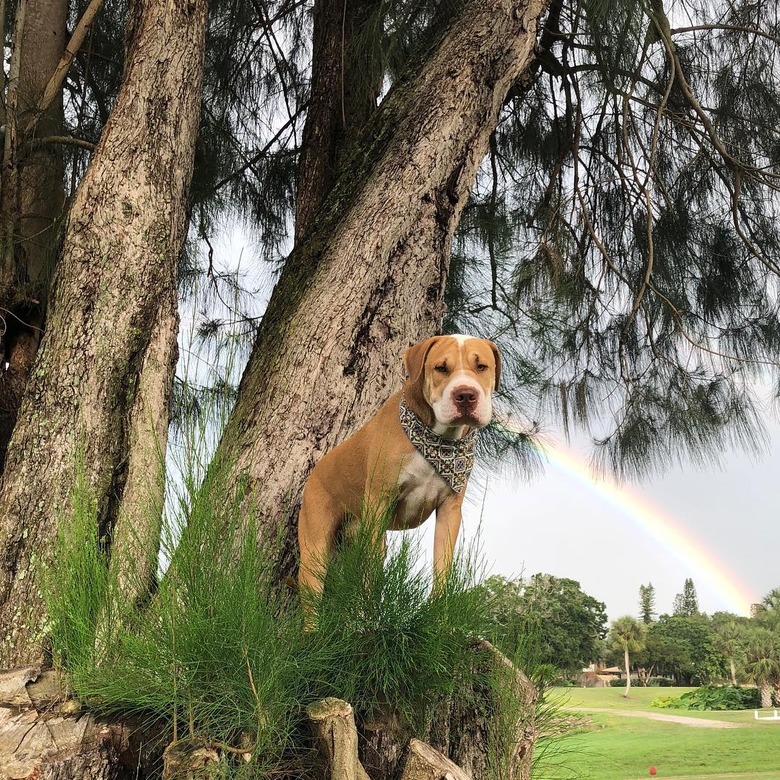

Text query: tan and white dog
(298, 334), (501, 599)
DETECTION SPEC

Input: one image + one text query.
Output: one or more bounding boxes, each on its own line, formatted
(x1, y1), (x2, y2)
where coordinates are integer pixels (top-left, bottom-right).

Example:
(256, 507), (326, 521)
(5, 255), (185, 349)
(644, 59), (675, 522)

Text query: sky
(197, 232), (779, 626)
(405, 422), (780, 623)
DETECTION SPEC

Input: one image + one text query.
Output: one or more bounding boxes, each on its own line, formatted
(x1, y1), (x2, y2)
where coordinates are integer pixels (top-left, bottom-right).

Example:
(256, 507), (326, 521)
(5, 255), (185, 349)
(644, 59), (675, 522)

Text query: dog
(298, 334), (500, 603)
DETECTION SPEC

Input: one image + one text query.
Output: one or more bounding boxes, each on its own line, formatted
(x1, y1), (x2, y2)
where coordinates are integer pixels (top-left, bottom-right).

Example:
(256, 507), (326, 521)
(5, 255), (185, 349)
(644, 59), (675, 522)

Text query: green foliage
(45, 471), (544, 776)
(448, 0), (780, 478)
(608, 616), (646, 654)
(638, 582), (655, 624)
(481, 573), (607, 674)
(753, 587), (780, 632)
(43, 459), (114, 673)
(646, 677), (674, 687)
(300, 508), (497, 731)
(742, 627), (780, 687)
(652, 685), (760, 711)
(673, 578), (700, 617)
(646, 615), (727, 686)
(10, 0), (780, 482)
(58, 470), (304, 772)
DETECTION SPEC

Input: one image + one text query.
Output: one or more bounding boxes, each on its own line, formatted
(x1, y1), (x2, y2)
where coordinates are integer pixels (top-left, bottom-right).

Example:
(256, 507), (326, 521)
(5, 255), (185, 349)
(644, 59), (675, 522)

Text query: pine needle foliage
(448, 0), (780, 477)
(45, 465), (547, 777)
(25, 0), (780, 479)
(43, 457), (114, 673)
(303, 505), (495, 732)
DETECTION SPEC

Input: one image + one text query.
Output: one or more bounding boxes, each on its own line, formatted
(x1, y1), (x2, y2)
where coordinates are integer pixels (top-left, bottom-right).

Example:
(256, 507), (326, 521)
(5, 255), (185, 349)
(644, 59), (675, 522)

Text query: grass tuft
(44, 456), (114, 672)
(303, 505), (495, 730)
(46, 466), (550, 778)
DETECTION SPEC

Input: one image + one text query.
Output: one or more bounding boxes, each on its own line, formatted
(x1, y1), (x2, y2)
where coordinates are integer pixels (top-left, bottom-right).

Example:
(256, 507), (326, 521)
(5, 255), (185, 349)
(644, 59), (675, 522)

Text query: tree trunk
(217, 0), (550, 579)
(0, 0), (207, 668)
(360, 641), (537, 780)
(759, 683), (772, 709)
(729, 657), (736, 687)
(0, 0), (67, 474)
(623, 647), (631, 698)
(294, 0), (382, 242)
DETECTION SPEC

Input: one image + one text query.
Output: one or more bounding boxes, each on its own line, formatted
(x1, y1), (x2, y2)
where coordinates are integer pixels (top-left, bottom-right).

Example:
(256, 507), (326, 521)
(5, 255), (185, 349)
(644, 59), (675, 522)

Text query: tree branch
(38, 0), (104, 116)
(31, 135), (96, 151)
(670, 24), (780, 48)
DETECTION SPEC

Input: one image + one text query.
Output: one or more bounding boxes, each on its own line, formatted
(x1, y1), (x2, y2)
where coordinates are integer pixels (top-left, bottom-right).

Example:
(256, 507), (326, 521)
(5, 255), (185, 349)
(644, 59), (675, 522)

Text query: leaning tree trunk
(623, 647), (632, 698)
(216, 0), (550, 577)
(0, 0), (67, 473)
(0, 0), (207, 668)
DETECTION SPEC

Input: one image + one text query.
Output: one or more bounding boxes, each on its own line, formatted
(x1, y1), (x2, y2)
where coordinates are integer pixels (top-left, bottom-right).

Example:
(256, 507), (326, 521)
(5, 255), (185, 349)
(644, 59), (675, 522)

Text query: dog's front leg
(432, 494), (464, 591)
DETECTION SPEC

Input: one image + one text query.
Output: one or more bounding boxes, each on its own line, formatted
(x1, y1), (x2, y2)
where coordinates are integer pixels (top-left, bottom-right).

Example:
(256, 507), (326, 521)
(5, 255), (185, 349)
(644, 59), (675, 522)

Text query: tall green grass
(44, 457), (115, 672)
(305, 506), (495, 730)
(45, 454), (551, 778)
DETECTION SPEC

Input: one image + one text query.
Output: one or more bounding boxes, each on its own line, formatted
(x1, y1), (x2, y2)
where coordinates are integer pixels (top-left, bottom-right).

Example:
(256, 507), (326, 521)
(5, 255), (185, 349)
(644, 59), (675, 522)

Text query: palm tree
(761, 588), (780, 613)
(609, 616), (647, 699)
(714, 621), (747, 686)
(743, 629), (780, 708)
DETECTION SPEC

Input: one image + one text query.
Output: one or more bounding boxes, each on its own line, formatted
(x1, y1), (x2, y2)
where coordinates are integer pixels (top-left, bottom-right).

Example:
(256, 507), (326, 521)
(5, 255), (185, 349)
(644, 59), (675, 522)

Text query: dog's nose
(453, 387), (478, 407)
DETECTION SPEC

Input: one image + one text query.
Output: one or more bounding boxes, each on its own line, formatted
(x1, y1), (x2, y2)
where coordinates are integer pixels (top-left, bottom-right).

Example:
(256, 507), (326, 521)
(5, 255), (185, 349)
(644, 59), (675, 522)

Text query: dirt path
(569, 706), (744, 728)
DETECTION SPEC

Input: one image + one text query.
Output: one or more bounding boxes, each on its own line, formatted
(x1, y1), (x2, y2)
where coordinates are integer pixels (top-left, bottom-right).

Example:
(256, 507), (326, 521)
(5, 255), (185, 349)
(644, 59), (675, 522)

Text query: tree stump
(307, 697), (371, 780)
(0, 667), (161, 780)
(399, 739), (471, 780)
(0, 667), (120, 780)
(161, 739), (220, 779)
(358, 640), (538, 780)
(427, 640), (537, 780)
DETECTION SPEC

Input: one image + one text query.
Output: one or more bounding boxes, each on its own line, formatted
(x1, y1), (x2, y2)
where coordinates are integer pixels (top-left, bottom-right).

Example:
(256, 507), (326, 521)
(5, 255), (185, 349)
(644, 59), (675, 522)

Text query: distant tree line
(486, 574), (780, 708)
(607, 582), (780, 706)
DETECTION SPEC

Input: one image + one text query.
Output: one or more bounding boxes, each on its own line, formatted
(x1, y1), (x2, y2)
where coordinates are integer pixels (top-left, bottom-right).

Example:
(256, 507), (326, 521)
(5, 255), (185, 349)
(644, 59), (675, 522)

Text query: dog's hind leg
(298, 476), (341, 625)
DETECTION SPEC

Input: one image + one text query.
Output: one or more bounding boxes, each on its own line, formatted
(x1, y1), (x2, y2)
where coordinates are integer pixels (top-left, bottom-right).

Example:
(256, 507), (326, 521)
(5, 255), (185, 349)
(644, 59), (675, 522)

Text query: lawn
(539, 687), (780, 780)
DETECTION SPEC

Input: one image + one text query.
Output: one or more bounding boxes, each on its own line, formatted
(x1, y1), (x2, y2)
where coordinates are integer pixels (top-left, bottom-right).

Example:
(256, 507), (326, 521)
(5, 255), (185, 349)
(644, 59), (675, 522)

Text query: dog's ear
(403, 337), (439, 425)
(403, 337), (439, 385)
(487, 340), (502, 391)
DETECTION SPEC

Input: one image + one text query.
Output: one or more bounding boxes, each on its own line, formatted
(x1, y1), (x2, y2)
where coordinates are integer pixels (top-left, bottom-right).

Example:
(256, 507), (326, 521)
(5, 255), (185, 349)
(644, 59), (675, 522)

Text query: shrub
(652, 686), (760, 710)
(647, 677), (675, 687)
(46, 472), (544, 777)
(650, 695), (680, 709)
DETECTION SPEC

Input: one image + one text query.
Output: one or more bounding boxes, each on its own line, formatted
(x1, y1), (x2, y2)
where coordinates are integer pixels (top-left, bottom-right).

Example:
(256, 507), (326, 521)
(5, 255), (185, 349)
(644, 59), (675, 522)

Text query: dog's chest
(392, 450), (451, 528)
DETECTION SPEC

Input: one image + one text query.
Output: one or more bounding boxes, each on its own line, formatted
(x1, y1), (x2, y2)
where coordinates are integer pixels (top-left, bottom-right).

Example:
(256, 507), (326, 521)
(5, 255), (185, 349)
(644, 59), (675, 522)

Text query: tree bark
(0, 0), (67, 474)
(0, 0), (207, 667)
(0, 666), (160, 780)
(217, 0), (550, 579)
(426, 641), (537, 780)
(623, 647), (631, 698)
(294, 0), (382, 242)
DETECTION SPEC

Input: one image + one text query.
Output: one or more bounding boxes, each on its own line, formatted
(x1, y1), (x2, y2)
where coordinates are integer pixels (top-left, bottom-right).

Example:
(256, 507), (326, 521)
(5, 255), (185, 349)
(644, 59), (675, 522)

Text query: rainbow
(540, 440), (756, 616)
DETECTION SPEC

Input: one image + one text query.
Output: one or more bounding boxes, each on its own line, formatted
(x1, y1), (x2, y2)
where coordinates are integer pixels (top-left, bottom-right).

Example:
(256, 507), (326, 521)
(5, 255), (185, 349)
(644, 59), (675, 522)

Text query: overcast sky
(444, 422), (780, 623)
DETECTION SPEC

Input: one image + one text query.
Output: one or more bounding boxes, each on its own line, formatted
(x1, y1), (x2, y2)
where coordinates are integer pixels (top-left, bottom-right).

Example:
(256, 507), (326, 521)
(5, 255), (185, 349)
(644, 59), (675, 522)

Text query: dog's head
(402, 334), (501, 433)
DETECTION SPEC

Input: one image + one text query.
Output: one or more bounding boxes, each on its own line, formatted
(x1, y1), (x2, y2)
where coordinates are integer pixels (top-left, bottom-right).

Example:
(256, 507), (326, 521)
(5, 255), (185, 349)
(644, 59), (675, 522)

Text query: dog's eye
(477, 363), (488, 372)
(434, 364), (448, 373)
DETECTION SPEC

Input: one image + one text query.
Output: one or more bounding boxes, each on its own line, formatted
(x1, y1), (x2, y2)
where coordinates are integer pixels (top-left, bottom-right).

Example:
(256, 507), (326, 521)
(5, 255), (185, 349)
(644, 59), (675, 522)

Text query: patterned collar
(399, 398), (477, 494)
